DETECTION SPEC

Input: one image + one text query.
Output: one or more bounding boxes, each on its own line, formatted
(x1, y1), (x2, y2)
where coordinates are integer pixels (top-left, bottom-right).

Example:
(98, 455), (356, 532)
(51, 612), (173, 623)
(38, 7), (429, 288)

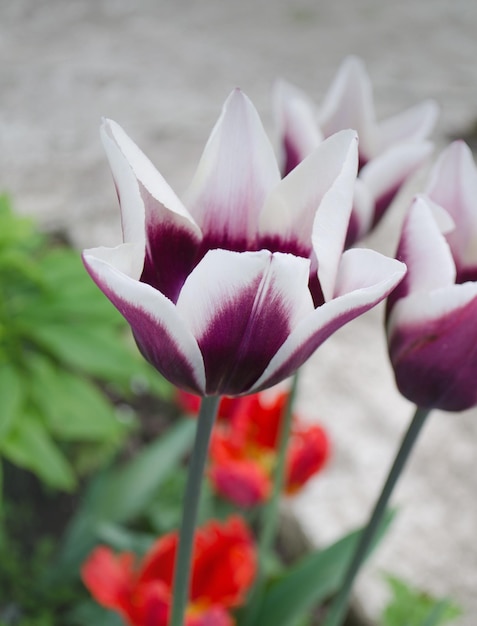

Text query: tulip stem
(322, 405), (431, 626)
(170, 395), (220, 626)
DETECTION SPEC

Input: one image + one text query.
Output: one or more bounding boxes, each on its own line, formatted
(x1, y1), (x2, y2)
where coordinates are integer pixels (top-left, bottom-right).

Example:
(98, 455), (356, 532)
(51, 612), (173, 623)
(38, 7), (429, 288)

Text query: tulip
(325, 145), (477, 626)
(81, 516), (256, 626)
(207, 391), (329, 506)
(386, 141), (477, 412)
(83, 89), (406, 396)
(274, 56), (438, 246)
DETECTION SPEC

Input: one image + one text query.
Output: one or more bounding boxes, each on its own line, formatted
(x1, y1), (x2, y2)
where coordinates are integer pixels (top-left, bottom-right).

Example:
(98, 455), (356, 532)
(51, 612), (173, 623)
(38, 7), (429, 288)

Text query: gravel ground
(1, 1), (477, 623)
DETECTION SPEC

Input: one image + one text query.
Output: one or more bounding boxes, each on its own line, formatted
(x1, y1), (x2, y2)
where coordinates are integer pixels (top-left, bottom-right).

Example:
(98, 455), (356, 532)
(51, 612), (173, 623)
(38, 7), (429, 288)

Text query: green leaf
(0, 413), (76, 491)
(420, 601), (460, 626)
(36, 247), (89, 286)
(0, 363), (23, 442)
(96, 418), (196, 524)
(22, 322), (144, 384)
(23, 248), (124, 325)
(49, 417), (196, 583)
(252, 510), (395, 626)
(27, 353), (126, 441)
(382, 575), (461, 626)
(19, 286), (123, 326)
(0, 194), (38, 249)
(95, 522), (155, 554)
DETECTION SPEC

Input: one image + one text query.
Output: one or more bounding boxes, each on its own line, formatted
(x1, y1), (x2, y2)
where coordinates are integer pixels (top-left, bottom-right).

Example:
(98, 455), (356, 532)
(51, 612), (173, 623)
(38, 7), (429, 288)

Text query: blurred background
(1, 0), (477, 623)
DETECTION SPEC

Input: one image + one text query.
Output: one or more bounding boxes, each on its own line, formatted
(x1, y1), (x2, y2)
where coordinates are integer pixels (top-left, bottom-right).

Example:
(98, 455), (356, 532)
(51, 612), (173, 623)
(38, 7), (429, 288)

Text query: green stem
(170, 395), (220, 626)
(322, 405), (432, 626)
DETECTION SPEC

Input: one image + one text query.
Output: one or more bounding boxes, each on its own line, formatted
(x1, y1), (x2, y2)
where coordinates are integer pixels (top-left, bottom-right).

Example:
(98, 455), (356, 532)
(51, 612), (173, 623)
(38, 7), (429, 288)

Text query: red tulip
(207, 391), (330, 507)
(82, 516), (256, 626)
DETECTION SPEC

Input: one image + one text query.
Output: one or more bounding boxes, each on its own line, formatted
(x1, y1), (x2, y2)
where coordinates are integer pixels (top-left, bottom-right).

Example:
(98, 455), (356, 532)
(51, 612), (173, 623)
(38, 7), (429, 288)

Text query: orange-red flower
(179, 390), (329, 508)
(81, 516), (256, 626)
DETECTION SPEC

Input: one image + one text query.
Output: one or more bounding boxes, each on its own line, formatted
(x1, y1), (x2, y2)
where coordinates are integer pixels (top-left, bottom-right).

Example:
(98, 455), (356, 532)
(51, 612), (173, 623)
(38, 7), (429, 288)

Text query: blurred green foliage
(382, 575), (461, 626)
(0, 195), (463, 626)
(0, 194), (171, 492)
(0, 417), (195, 625)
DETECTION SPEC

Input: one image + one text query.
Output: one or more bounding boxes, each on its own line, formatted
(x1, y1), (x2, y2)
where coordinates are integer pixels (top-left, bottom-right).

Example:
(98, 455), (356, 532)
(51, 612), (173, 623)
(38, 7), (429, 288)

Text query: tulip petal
(360, 141), (433, 226)
(387, 283), (477, 410)
(260, 130), (357, 281)
(426, 140), (477, 275)
(191, 517), (256, 607)
(176, 249), (313, 395)
(82, 246), (206, 393)
(273, 79), (322, 175)
(136, 581), (171, 626)
(319, 56), (377, 161)
(81, 546), (136, 620)
(311, 132), (358, 301)
(286, 424), (329, 494)
(386, 196), (455, 313)
(252, 249), (406, 391)
(187, 606), (234, 626)
(184, 89), (280, 251)
(378, 100), (439, 150)
(346, 178), (375, 247)
(102, 119), (202, 301)
(209, 459), (271, 508)
(102, 119), (198, 231)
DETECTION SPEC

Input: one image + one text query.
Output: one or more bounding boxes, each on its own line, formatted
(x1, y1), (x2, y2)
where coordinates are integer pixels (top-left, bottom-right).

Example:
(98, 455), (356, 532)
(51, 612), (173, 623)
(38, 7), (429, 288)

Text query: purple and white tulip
(83, 89), (405, 397)
(386, 141), (477, 411)
(274, 56), (439, 247)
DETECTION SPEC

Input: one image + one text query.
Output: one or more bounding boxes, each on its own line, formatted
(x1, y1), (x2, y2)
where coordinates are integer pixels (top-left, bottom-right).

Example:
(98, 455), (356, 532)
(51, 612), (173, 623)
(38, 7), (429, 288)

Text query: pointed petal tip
(444, 138), (474, 161)
(423, 98), (440, 119)
(342, 54), (367, 71)
(100, 116), (116, 136)
(220, 88), (265, 130)
(412, 194), (455, 235)
(335, 55), (370, 86)
(225, 87), (251, 109)
(100, 117), (127, 150)
(320, 127), (359, 152)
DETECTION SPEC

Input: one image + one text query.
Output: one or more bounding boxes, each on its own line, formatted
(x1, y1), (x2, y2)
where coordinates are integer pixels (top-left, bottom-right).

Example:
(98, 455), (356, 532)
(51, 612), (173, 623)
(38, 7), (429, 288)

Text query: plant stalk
(322, 405), (432, 626)
(170, 395), (220, 626)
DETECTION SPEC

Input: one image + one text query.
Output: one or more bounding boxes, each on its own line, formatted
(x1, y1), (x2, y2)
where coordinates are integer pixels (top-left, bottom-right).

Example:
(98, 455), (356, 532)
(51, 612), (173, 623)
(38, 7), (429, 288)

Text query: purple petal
(386, 196), (455, 315)
(252, 249), (406, 391)
(139, 191), (202, 303)
(273, 79), (322, 176)
(82, 246), (206, 393)
(426, 140), (477, 279)
(176, 249), (313, 395)
(259, 130), (358, 286)
(101, 119), (202, 302)
(183, 89), (280, 251)
(388, 283), (477, 411)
